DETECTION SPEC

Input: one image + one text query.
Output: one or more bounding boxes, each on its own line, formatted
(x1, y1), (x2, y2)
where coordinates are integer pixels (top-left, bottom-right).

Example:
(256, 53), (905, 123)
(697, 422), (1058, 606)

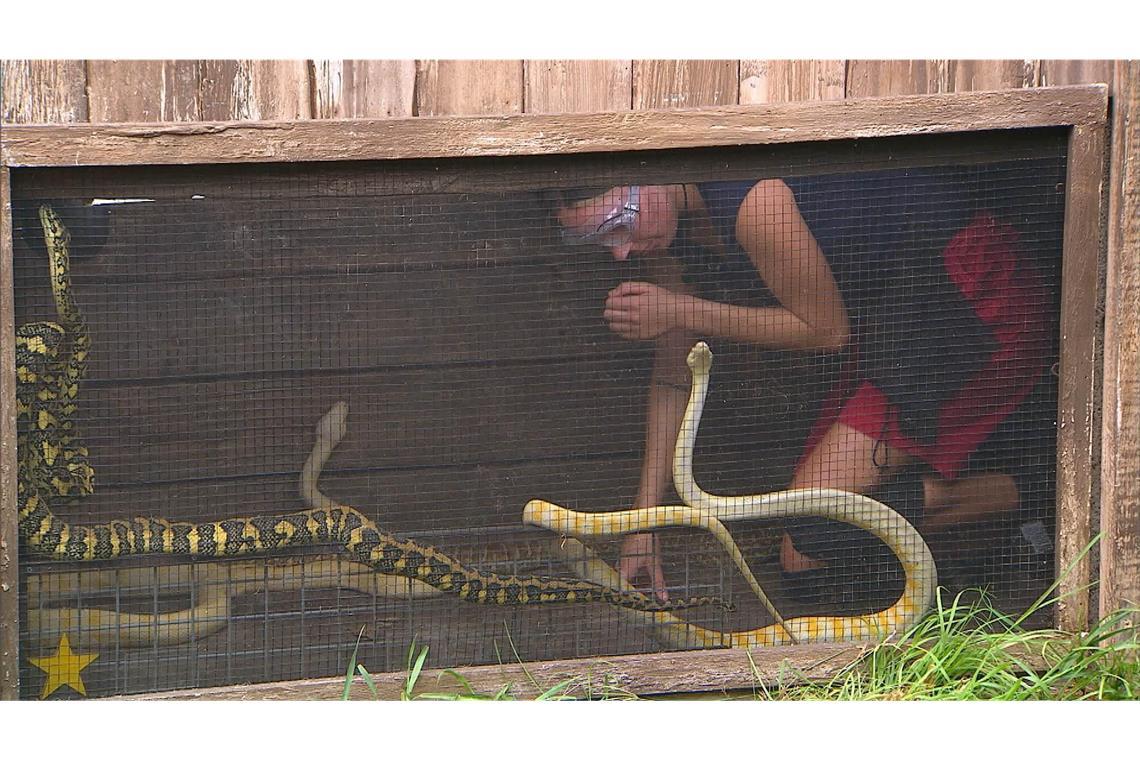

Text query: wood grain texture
(846, 60), (950, 97)
(633, 60), (739, 109)
(0, 165), (18, 700)
(1, 86), (1109, 168)
(415, 60), (524, 116)
(114, 642), (868, 699)
(57, 365), (650, 486)
(25, 269), (626, 379)
(199, 60), (312, 121)
(86, 60), (201, 123)
(115, 637), (1058, 700)
(949, 60), (1039, 92)
(29, 454), (648, 534)
(524, 60), (632, 114)
(0, 60), (88, 124)
(1100, 60), (1140, 618)
(739, 60), (846, 104)
(1040, 60), (1115, 90)
(311, 60), (416, 119)
(1056, 115), (1110, 631)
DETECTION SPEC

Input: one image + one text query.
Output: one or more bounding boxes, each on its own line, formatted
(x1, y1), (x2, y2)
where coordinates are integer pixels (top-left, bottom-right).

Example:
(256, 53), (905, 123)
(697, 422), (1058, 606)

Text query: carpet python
(15, 204), (730, 614)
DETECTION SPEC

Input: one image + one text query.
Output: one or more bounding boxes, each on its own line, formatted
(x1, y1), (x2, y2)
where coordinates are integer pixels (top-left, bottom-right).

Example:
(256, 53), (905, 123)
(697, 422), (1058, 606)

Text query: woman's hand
(603, 281), (686, 340)
(618, 532), (669, 603)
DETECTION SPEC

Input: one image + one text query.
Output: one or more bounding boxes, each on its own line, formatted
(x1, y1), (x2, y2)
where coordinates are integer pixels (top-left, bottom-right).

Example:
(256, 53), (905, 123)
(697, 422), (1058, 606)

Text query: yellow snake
(16, 205), (732, 616)
(524, 341), (938, 647)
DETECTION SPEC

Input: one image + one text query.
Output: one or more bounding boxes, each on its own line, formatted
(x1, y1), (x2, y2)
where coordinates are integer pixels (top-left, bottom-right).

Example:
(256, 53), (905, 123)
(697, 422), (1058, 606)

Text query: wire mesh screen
(10, 133), (1068, 698)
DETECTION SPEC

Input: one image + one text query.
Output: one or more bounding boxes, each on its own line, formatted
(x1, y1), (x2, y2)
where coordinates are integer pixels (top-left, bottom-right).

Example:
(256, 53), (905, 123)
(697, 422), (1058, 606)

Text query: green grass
(341, 623), (595, 701)
(340, 542), (1139, 701)
(751, 589), (1139, 701)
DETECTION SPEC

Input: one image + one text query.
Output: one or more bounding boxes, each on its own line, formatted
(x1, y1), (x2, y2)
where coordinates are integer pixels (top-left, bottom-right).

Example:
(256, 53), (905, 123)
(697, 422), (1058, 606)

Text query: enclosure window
(10, 133), (1071, 698)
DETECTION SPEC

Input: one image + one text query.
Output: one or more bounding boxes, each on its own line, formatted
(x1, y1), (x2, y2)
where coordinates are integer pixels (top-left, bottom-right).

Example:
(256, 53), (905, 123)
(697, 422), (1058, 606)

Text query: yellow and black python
(15, 204), (730, 614)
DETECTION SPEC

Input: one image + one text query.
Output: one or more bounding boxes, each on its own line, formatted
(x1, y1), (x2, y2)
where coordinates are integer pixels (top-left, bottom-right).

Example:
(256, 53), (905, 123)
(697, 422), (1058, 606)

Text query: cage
(0, 86), (1107, 699)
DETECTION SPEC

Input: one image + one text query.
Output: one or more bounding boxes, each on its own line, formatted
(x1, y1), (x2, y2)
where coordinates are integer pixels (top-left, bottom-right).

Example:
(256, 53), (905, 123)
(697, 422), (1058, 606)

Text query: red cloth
(798, 213), (1051, 480)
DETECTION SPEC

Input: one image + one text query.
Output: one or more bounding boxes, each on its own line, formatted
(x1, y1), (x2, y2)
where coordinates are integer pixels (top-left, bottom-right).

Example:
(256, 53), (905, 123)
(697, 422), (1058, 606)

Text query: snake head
(686, 341), (713, 377)
(38, 205), (71, 246)
(316, 402), (349, 445)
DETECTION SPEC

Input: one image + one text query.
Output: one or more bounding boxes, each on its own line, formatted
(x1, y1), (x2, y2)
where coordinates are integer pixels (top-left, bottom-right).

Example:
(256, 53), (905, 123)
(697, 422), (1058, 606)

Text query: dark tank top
(690, 169), (999, 444)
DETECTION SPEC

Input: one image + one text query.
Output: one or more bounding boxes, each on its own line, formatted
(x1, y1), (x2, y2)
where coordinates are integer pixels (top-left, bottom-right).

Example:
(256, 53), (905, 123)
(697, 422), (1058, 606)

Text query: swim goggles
(560, 185), (641, 247)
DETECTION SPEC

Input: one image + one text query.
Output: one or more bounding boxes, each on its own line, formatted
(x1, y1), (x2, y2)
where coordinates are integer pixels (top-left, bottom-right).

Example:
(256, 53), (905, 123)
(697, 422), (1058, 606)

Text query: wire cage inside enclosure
(10, 129), (1069, 699)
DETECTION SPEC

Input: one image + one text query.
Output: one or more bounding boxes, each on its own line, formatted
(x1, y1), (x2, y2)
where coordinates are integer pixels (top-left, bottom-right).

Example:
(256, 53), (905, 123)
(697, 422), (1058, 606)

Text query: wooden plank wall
(2, 59), (1118, 123)
(1, 60), (1135, 628)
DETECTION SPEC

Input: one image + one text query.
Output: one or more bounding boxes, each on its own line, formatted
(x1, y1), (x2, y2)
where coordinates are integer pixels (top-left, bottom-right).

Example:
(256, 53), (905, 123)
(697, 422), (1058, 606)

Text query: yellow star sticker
(28, 634), (98, 699)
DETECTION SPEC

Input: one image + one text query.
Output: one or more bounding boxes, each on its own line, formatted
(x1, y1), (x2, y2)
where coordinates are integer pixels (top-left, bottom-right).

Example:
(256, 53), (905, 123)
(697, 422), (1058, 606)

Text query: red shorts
(799, 213), (1051, 481)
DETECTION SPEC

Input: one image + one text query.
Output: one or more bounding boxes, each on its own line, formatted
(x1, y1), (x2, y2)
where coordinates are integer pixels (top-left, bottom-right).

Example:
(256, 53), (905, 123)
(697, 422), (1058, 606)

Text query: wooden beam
(116, 642), (869, 700)
(0, 86), (1108, 168)
(1100, 60), (1140, 619)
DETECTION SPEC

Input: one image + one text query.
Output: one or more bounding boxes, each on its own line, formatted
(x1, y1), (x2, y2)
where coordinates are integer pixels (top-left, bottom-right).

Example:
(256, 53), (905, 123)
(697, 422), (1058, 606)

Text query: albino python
(16, 204), (730, 614)
(524, 341), (939, 647)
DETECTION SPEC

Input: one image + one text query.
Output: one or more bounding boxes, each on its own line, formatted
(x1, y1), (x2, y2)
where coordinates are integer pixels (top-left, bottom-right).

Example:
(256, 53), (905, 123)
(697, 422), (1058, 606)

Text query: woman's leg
(781, 421), (913, 572)
(922, 472), (1020, 532)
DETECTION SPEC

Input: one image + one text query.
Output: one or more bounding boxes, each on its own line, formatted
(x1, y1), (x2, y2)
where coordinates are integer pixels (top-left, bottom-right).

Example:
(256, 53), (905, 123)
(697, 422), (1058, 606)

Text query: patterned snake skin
(15, 204), (731, 614)
(524, 342), (939, 647)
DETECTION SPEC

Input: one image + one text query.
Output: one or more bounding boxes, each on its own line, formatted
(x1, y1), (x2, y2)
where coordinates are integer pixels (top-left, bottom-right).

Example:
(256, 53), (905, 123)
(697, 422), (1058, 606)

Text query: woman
(556, 169), (1052, 603)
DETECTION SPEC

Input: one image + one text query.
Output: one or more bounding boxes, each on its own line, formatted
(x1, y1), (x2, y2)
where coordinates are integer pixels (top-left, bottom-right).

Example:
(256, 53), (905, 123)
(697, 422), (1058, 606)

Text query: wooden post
(1056, 110), (1110, 631)
(1100, 60), (1140, 620)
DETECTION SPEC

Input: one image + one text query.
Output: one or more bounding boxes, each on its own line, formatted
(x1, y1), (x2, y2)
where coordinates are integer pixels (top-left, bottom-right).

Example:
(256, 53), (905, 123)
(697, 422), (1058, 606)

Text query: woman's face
(557, 185), (678, 261)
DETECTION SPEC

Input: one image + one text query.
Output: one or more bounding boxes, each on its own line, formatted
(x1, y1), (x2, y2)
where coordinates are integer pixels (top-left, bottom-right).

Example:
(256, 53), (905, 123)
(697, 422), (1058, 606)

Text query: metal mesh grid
(11, 134), (1068, 698)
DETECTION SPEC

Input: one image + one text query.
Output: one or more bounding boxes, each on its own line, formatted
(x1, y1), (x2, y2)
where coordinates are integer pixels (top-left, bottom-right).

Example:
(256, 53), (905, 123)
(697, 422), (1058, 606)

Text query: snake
(523, 341), (938, 648)
(15, 204), (732, 615)
(25, 400), (451, 651)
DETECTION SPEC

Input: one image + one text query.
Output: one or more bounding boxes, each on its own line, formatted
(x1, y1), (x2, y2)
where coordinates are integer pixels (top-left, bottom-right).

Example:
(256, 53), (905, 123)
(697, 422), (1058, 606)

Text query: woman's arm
(733, 179), (850, 350)
(605, 180), (851, 352)
(634, 325), (693, 510)
(619, 257), (696, 601)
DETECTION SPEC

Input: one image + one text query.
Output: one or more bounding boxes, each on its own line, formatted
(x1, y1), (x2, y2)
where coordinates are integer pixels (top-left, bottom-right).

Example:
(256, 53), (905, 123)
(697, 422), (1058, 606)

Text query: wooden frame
(0, 85), (1109, 700)
(1100, 63), (1140, 622)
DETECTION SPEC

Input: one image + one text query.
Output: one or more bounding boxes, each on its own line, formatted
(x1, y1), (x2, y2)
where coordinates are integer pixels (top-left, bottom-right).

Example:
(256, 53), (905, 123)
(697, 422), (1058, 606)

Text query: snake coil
(16, 205), (730, 615)
(524, 341), (938, 647)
